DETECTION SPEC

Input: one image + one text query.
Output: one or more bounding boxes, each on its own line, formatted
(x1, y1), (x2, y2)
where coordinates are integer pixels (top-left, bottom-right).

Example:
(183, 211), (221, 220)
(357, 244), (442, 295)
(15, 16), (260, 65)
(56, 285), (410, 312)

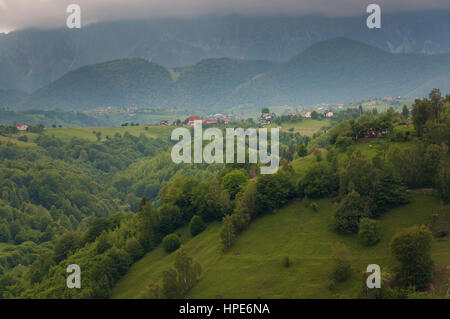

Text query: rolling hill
(1, 11), (450, 93)
(111, 195), (449, 299)
(18, 59), (173, 111)
(14, 38), (450, 111)
(223, 38), (450, 106)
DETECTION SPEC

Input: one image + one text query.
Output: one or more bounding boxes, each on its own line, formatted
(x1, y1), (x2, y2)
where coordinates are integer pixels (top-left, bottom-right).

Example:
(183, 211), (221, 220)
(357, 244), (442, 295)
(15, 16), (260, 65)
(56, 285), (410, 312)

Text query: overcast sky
(0, 0), (449, 33)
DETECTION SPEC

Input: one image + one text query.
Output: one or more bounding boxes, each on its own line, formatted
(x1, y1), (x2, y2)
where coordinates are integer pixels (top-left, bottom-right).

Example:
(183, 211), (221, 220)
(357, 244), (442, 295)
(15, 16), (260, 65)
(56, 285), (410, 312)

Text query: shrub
(189, 215), (206, 237)
(311, 202), (319, 212)
(222, 169), (248, 200)
(18, 135), (28, 142)
(315, 150), (322, 162)
(125, 237), (144, 261)
(334, 190), (370, 234)
(358, 218), (380, 246)
(328, 281), (336, 291)
(162, 234), (181, 253)
(299, 162), (335, 199)
(297, 144), (308, 157)
(335, 136), (353, 149)
(330, 245), (351, 282)
(391, 225), (433, 290)
(283, 256), (290, 268)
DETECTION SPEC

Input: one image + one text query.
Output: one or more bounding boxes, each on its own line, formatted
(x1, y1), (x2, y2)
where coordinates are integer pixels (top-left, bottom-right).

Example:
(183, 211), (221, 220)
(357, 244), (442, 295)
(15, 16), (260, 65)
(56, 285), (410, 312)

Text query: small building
(324, 110), (334, 117)
(188, 116), (201, 126)
(259, 113), (276, 125)
(160, 120), (169, 126)
(203, 119), (217, 125)
(303, 111), (312, 118)
(16, 123), (28, 131)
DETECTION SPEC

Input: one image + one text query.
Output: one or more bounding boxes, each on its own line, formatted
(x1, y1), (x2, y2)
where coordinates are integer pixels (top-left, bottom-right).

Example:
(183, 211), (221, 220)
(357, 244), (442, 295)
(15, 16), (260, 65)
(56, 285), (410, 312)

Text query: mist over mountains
(9, 37), (450, 112)
(1, 11), (450, 93)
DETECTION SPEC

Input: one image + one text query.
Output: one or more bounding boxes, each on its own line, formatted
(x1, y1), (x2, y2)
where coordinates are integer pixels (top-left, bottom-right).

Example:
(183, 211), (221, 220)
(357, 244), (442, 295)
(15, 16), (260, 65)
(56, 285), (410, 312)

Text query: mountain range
(1, 11), (450, 93)
(7, 37), (450, 111)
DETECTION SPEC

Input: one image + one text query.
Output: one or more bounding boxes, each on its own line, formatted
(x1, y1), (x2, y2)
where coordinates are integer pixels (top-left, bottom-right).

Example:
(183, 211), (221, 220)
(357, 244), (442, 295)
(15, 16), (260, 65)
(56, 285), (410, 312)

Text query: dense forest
(4, 39), (450, 112)
(0, 89), (449, 298)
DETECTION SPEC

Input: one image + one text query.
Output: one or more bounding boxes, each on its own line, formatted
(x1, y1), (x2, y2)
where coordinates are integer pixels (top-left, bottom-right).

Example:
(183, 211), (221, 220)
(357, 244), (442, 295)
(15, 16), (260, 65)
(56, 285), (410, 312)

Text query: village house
(324, 110), (334, 117)
(16, 123), (28, 131)
(259, 113), (276, 125)
(188, 116), (201, 126)
(203, 119), (217, 125)
(160, 120), (169, 126)
(302, 111), (312, 118)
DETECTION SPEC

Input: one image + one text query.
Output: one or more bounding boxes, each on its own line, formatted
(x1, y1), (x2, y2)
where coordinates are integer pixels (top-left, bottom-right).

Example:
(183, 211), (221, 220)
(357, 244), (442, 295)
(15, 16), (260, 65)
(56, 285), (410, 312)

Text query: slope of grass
(44, 126), (173, 141)
(280, 119), (331, 136)
(0, 134), (37, 147)
(111, 195), (448, 299)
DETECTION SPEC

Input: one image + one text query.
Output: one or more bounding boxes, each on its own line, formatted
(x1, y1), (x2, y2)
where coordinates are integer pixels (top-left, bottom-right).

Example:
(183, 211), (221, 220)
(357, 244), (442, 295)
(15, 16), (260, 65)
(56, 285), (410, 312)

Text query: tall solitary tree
(220, 214), (236, 250)
(402, 105), (409, 120)
(429, 88), (443, 121)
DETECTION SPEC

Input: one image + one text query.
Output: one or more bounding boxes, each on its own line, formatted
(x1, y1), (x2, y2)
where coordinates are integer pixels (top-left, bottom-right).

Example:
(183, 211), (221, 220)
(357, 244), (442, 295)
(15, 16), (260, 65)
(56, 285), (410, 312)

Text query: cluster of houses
(287, 109), (334, 119)
(158, 114), (229, 127)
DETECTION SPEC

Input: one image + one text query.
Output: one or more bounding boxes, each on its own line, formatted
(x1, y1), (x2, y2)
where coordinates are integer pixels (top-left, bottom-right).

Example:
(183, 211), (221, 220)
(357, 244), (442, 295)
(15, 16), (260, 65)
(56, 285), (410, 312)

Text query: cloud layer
(1, 0), (449, 32)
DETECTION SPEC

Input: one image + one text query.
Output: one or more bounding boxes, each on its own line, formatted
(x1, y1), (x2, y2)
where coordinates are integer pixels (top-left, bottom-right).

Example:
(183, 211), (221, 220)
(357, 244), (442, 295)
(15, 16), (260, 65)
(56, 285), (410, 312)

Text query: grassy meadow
(112, 195), (449, 299)
(43, 125), (174, 141)
(280, 119), (331, 136)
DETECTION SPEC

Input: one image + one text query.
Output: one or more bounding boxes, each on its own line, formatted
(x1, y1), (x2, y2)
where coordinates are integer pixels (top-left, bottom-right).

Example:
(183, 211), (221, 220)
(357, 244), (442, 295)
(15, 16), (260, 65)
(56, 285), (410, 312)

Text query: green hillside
(19, 59), (173, 111)
(11, 38), (450, 112)
(112, 195), (448, 299)
(225, 38), (450, 107)
(43, 125), (173, 142)
(1, 92), (449, 299)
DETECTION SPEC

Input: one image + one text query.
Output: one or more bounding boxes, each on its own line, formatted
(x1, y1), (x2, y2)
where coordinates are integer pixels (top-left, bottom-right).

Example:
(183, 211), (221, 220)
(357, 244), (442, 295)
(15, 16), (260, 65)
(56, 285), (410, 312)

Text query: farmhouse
(303, 111), (312, 118)
(160, 120), (169, 126)
(324, 110), (334, 117)
(16, 123), (28, 131)
(259, 113), (276, 125)
(188, 116), (201, 126)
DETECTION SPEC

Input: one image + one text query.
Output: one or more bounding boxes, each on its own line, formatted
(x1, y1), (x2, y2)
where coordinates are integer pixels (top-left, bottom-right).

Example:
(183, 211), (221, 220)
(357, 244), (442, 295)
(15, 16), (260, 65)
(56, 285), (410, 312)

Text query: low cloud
(0, 0), (449, 32)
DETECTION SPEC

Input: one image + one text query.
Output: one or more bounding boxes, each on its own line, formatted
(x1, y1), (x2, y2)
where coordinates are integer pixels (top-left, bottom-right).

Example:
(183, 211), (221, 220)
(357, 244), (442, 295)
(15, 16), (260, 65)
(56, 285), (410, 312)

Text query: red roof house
(16, 123), (28, 131)
(188, 116), (201, 126)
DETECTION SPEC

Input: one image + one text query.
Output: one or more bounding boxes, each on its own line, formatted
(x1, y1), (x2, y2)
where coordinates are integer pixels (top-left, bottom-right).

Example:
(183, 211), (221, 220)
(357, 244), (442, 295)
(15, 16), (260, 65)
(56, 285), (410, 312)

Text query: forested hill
(0, 90), (448, 299)
(1, 11), (450, 93)
(12, 38), (450, 111)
